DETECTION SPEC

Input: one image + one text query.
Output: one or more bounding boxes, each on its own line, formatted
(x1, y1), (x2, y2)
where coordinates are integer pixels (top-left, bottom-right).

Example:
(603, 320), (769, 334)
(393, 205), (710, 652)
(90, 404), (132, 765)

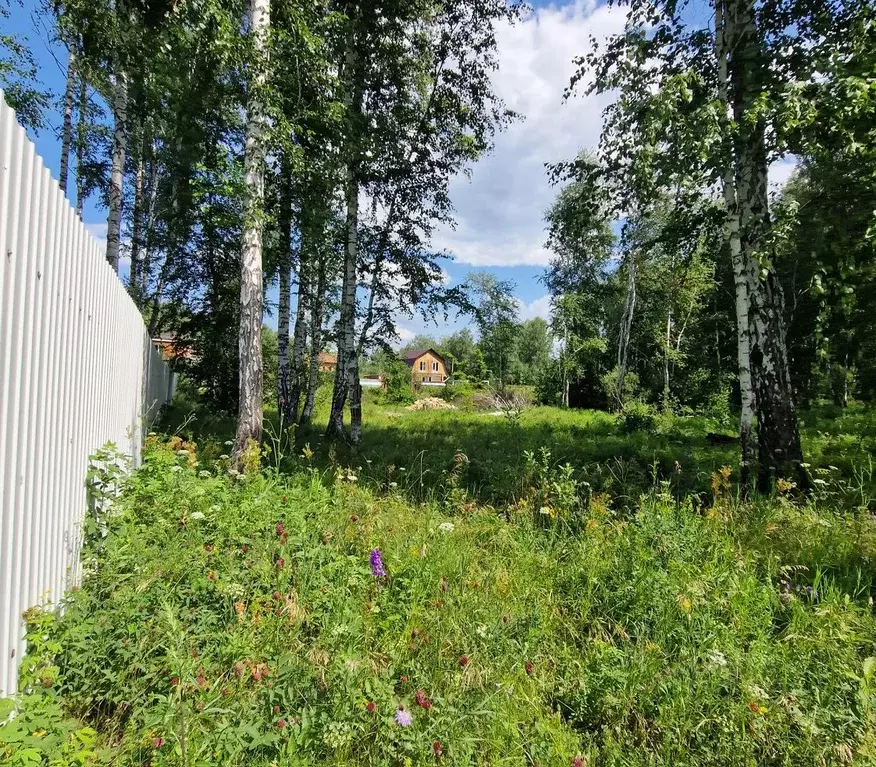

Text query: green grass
(163, 391), (876, 511)
(3, 423), (876, 765)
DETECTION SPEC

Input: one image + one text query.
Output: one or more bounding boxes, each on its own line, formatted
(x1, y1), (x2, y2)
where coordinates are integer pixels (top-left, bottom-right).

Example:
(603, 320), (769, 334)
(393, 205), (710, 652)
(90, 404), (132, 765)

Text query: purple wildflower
(395, 706), (413, 726)
(370, 549), (387, 578)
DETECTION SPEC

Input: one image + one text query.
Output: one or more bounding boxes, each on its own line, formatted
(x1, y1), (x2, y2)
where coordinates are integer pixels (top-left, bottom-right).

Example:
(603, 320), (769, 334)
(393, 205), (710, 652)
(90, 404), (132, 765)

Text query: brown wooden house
(400, 348), (448, 385)
(317, 352), (337, 373)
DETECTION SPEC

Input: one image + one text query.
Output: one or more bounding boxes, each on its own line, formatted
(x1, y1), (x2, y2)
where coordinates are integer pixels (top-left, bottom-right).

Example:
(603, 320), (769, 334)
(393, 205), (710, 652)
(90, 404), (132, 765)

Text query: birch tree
(233, 0), (270, 461)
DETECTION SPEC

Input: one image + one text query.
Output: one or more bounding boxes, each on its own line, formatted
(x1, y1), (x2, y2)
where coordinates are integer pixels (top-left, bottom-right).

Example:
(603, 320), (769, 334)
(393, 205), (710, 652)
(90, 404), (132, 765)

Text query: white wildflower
(169, 465), (182, 473)
(189, 511), (205, 521)
(476, 624), (487, 637)
(749, 684), (769, 699)
(438, 522), (455, 534)
(707, 649), (727, 668)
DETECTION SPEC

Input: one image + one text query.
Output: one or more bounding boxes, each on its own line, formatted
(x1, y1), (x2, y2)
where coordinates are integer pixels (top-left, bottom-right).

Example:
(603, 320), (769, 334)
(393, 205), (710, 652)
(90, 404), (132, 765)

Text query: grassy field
(3, 399), (876, 765)
(164, 391), (876, 511)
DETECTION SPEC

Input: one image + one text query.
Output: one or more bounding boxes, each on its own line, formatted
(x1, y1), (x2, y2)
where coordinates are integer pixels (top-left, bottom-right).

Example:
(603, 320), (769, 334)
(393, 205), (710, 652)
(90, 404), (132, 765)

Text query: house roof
(318, 352), (337, 364)
(400, 348), (446, 367)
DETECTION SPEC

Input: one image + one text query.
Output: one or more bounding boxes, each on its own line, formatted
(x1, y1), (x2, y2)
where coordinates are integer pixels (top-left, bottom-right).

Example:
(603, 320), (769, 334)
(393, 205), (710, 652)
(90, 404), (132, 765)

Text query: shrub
(618, 399), (657, 434)
(600, 367), (641, 408)
(380, 359), (415, 404)
(441, 374), (474, 402)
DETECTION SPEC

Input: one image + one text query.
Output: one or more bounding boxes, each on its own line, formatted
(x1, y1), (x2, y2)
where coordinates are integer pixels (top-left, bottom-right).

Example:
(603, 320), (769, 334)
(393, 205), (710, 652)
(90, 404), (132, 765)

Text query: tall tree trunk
(615, 251), (637, 408)
(328, 161), (360, 440)
(76, 72), (87, 218)
(716, 0), (755, 494)
(129, 128), (145, 304)
(288, 214), (311, 423)
(106, 69), (128, 272)
(302, 254), (326, 425)
(233, 0), (270, 462)
(276, 173), (293, 424)
(727, 0), (807, 492)
(663, 309), (672, 406)
(328, 38), (363, 442)
(59, 46), (76, 196)
(141, 138), (158, 297)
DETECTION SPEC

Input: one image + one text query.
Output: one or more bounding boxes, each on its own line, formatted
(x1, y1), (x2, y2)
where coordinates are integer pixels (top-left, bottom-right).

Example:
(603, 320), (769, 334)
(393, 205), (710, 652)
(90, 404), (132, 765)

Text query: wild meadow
(3, 398), (876, 766)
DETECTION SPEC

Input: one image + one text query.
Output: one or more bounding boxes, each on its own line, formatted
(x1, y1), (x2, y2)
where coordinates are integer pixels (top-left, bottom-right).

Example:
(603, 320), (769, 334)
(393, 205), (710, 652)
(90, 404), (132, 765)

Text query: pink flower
(152, 737), (165, 748)
(415, 689), (432, 710)
(395, 706), (413, 727)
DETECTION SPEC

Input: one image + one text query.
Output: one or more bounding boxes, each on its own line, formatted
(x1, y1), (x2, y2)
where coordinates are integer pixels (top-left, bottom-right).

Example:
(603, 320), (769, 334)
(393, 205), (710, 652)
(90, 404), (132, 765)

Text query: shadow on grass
(159, 397), (876, 512)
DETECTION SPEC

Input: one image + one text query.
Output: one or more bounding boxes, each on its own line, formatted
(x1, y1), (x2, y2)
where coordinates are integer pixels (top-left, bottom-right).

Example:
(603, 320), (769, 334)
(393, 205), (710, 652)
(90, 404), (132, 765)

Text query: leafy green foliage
(4, 426), (876, 764)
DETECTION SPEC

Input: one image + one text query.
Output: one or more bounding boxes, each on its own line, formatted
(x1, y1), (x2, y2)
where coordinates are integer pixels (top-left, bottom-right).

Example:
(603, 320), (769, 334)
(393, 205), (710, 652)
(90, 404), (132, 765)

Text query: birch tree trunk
(301, 254), (326, 425)
(328, 160), (360, 440)
(141, 138), (158, 298)
(615, 251), (637, 408)
(75, 73), (87, 218)
(328, 37), (363, 442)
(288, 217), (311, 424)
(233, 0), (270, 462)
(129, 130), (145, 304)
(276, 174), (293, 424)
(727, 0), (807, 492)
(59, 46), (76, 196)
(663, 309), (672, 406)
(715, 0), (756, 493)
(106, 70), (128, 272)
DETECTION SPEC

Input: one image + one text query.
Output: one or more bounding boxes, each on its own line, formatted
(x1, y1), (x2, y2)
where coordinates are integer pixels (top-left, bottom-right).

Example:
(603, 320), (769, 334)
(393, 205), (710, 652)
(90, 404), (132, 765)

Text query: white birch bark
(715, 0), (755, 489)
(233, 0), (270, 462)
(302, 255), (326, 425)
(129, 129), (144, 303)
(277, 176), (293, 423)
(328, 36), (362, 441)
(76, 73), (87, 218)
(106, 69), (128, 272)
(328, 160), (360, 440)
(59, 46), (76, 196)
(615, 251), (637, 408)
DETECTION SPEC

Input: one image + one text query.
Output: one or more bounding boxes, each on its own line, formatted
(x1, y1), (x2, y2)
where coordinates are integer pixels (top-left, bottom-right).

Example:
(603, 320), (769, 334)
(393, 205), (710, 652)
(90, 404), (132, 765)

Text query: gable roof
(400, 348), (446, 367)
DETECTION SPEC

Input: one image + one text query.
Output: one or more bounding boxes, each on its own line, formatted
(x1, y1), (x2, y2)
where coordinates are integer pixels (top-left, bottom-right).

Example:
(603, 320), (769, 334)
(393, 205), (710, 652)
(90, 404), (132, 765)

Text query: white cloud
(396, 325), (416, 343)
(768, 157), (797, 192)
(433, 0), (627, 267)
(518, 294), (553, 322)
(84, 221), (106, 249)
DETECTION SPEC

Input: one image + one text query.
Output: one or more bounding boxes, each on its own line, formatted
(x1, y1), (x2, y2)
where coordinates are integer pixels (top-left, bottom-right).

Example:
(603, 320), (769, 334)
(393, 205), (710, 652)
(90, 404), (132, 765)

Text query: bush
(379, 359), (415, 404)
(618, 399), (658, 434)
(535, 359), (564, 407)
(441, 374), (474, 402)
(600, 367), (641, 408)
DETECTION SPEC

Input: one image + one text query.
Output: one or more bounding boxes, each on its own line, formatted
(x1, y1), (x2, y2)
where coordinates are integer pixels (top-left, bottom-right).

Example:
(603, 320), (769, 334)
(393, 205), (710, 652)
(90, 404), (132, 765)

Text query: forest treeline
(1, 0), (874, 493)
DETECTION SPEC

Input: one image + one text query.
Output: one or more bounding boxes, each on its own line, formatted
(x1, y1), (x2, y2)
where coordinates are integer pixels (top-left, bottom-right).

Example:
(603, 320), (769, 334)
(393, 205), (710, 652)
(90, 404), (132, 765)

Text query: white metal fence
(0, 91), (175, 696)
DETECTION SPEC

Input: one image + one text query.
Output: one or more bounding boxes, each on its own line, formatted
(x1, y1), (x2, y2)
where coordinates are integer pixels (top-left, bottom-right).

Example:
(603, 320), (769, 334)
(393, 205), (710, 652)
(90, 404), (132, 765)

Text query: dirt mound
(405, 397), (456, 411)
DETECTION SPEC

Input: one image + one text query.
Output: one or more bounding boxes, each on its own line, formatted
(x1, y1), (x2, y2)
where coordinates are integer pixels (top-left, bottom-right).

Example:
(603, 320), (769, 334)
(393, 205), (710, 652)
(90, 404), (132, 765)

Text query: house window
(432, 361), (438, 371)
(419, 361), (426, 371)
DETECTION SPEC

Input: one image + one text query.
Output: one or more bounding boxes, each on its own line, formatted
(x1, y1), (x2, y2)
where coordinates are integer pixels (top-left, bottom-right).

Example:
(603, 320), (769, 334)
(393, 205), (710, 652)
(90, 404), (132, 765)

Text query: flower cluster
(370, 549), (387, 578)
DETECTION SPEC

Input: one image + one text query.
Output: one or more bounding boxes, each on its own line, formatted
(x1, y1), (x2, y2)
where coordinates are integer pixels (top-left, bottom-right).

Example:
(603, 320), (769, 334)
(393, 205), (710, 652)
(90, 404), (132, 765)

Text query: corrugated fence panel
(0, 91), (175, 696)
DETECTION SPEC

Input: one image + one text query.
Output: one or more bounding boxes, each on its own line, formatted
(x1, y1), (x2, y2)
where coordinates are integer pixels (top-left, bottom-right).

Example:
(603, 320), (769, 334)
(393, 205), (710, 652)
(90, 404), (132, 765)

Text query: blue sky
(7, 0), (796, 345)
